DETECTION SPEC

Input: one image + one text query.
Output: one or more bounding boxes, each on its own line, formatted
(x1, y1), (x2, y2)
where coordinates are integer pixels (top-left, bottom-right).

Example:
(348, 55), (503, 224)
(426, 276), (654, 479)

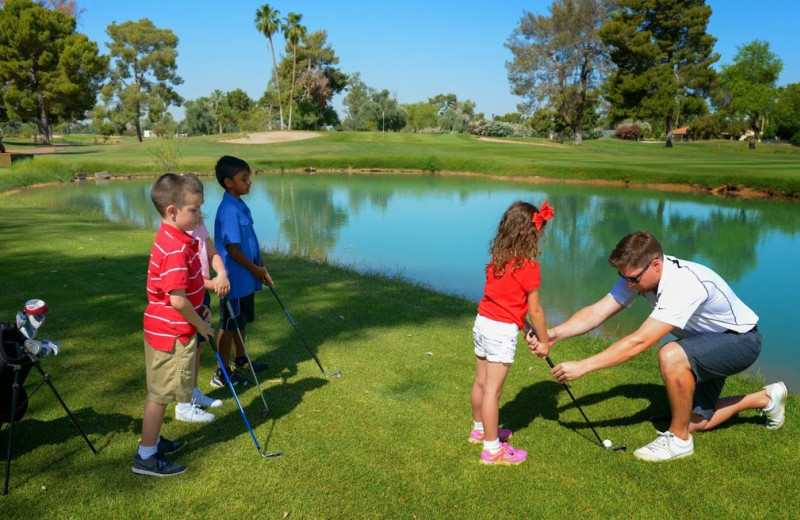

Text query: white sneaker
(175, 404), (215, 423)
(762, 381), (787, 430)
(634, 431), (694, 462)
(193, 388), (223, 409)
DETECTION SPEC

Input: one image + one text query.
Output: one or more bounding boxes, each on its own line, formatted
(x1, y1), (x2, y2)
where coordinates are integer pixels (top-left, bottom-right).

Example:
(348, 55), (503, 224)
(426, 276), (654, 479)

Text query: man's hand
(551, 360), (586, 383)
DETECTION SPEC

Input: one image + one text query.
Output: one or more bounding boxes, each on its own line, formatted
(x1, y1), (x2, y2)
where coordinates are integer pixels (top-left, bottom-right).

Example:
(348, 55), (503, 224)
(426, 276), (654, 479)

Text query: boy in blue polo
(210, 156), (272, 387)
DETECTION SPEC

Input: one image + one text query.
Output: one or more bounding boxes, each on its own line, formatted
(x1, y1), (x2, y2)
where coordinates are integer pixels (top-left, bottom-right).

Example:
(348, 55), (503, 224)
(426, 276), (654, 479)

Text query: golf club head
(16, 311), (27, 329)
(23, 339), (43, 356)
(42, 339), (61, 356)
(19, 322), (36, 340)
(27, 312), (46, 330)
(24, 298), (48, 316)
(261, 450), (283, 459)
(606, 444), (627, 452)
(326, 370), (342, 378)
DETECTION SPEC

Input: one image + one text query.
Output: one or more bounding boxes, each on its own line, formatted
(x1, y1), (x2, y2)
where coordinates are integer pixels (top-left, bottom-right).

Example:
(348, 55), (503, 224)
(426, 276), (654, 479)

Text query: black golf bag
(0, 323), (31, 424)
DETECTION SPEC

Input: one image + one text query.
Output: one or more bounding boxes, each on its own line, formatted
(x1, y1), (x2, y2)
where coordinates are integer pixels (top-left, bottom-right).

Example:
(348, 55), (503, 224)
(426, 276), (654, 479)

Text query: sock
(473, 421), (484, 431)
(483, 438), (501, 452)
(138, 443), (158, 460)
(193, 387), (202, 399)
(176, 402), (193, 414)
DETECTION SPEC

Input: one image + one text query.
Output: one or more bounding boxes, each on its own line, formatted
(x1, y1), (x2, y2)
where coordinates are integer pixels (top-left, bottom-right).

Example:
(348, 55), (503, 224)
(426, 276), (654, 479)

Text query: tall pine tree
(599, 0), (718, 147)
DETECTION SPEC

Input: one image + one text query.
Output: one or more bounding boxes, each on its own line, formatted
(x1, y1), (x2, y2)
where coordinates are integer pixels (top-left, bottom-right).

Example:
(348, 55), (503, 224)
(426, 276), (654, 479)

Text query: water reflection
(22, 174), (800, 390)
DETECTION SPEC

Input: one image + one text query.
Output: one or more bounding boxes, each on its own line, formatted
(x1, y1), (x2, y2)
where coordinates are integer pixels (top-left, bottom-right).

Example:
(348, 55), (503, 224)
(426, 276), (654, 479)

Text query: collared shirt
(610, 255), (758, 337)
(143, 223), (205, 351)
(214, 191), (262, 299)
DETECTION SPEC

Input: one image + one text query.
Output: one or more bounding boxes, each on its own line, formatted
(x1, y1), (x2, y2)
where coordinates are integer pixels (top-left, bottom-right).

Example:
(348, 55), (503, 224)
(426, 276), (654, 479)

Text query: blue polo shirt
(214, 191), (262, 299)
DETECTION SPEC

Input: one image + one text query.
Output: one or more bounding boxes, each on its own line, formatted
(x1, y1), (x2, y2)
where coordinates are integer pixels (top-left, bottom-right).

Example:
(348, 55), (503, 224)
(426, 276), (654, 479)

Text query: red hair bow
(532, 199), (554, 230)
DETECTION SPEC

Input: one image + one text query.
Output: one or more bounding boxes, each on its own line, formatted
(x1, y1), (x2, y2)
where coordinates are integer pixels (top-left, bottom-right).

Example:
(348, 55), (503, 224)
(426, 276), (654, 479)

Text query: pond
(22, 173), (800, 391)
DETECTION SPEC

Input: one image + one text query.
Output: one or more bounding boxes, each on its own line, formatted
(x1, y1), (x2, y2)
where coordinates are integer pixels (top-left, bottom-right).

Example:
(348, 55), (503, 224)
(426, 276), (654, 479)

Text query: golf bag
(0, 322), (31, 424)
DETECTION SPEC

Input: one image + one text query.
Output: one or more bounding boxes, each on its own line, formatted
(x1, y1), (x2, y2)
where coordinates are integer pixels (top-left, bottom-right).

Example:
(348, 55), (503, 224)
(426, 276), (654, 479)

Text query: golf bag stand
(1, 324), (97, 495)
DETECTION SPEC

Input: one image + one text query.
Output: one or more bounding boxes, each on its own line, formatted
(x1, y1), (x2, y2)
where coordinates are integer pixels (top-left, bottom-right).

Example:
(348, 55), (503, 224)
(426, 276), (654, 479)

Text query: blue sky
(74, 0), (799, 119)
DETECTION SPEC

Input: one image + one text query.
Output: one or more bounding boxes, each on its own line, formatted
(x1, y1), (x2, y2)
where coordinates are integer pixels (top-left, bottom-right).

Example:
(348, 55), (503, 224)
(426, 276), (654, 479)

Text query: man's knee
(658, 342), (691, 374)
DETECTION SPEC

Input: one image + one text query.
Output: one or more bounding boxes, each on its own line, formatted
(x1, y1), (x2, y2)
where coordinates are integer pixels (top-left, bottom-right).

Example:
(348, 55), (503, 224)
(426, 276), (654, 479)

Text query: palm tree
(254, 4), (285, 130)
(209, 89), (224, 134)
(283, 12), (306, 131)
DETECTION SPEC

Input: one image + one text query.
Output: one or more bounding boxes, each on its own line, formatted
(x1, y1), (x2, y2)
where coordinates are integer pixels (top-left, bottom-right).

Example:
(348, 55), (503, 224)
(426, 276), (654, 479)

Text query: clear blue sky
(74, 0), (799, 119)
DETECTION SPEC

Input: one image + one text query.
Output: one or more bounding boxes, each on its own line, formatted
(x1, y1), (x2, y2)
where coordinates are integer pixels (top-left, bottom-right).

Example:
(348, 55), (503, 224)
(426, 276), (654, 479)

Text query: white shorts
(473, 314), (519, 364)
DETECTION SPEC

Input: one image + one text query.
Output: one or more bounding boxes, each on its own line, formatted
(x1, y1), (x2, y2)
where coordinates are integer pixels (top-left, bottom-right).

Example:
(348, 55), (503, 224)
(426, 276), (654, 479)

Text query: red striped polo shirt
(143, 223), (205, 351)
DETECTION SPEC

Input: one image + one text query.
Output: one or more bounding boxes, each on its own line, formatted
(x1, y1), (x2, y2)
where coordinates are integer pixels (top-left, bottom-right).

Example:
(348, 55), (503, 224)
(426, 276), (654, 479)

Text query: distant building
(673, 126), (690, 141)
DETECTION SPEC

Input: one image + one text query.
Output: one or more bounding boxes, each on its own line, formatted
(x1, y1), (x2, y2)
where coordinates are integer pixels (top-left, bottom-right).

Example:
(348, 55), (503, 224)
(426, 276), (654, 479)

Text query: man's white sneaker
(762, 381), (787, 430)
(175, 404), (215, 423)
(193, 388), (223, 409)
(634, 431), (694, 462)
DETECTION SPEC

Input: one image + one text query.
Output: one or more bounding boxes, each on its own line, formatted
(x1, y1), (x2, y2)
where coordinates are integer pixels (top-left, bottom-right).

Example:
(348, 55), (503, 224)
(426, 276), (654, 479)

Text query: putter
(225, 299), (270, 416)
(207, 336), (282, 459)
(546, 356), (626, 452)
(267, 283), (341, 378)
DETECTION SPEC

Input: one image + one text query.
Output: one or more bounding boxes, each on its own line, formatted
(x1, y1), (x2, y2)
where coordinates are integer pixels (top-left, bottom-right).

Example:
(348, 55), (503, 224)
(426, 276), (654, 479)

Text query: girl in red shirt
(470, 200), (553, 465)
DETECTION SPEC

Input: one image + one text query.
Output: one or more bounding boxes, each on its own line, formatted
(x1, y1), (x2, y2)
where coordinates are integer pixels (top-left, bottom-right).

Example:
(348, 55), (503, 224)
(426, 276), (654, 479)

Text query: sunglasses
(618, 258), (656, 284)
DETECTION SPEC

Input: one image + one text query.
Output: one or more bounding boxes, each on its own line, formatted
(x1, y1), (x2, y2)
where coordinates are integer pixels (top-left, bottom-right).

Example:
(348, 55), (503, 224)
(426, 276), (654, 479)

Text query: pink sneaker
(469, 428), (512, 444)
(480, 442), (527, 465)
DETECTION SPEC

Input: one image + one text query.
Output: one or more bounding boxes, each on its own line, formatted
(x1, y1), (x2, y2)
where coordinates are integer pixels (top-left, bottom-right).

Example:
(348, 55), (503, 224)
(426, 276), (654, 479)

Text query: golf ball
(603, 439), (612, 448)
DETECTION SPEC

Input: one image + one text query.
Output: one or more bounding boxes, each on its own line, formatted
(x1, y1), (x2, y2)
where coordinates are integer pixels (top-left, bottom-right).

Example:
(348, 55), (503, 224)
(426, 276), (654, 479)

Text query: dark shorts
(674, 328), (761, 419)
(220, 293), (255, 332)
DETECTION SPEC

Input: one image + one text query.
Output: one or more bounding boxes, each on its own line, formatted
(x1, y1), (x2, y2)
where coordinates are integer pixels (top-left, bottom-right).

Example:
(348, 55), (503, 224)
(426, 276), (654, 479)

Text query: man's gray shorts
(674, 327), (761, 419)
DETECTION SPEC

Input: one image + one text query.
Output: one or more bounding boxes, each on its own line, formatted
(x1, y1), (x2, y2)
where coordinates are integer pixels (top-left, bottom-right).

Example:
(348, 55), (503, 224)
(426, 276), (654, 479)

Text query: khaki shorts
(144, 336), (197, 405)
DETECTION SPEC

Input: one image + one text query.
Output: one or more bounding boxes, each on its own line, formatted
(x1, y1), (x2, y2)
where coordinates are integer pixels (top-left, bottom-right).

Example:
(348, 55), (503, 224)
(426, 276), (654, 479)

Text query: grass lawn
(0, 181), (797, 518)
(1, 132), (800, 197)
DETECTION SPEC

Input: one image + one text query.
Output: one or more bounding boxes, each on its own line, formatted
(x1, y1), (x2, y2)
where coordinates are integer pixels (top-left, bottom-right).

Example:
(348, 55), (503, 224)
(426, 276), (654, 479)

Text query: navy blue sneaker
(233, 356), (269, 373)
(157, 437), (183, 454)
(132, 452), (186, 477)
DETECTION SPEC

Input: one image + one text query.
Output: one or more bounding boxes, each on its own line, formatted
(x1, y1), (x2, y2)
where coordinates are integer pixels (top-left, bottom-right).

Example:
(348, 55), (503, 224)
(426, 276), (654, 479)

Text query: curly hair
(489, 201), (546, 277)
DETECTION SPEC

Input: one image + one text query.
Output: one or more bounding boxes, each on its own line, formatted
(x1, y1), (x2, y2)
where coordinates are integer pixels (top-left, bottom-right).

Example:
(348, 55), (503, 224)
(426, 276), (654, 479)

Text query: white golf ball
(603, 439), (612, 448)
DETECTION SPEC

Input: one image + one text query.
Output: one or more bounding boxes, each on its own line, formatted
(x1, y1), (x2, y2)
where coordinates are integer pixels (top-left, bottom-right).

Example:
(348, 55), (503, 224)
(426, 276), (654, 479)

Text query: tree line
(1, 0), (797, 148)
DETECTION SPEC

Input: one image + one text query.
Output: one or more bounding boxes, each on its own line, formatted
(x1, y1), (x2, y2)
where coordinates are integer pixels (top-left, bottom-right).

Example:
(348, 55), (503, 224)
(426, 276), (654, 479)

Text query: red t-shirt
(143, 223), (206, 351)
(477, 259), (541, 328)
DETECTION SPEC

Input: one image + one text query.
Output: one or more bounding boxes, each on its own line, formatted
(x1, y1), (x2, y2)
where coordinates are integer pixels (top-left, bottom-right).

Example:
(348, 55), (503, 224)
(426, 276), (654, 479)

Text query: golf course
(0, 132), (798, 519)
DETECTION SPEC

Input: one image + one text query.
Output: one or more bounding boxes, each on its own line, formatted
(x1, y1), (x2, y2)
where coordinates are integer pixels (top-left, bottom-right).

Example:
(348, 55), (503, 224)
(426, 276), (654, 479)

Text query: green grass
(2, 132), (800, 197)
(0, 188), (797, 519)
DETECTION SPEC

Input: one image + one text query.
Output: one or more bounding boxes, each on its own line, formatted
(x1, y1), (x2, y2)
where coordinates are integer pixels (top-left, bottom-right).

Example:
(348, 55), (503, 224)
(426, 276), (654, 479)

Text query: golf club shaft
(207, 335), (265, 456)
(545, 356), (605, 445)
(225, 300), (270, 415)
(267, 283), (338, 377)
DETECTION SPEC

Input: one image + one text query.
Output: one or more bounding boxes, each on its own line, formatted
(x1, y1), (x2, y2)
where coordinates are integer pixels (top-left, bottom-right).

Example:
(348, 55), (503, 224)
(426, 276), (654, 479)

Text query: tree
(278, 30), (346, 130)
(183, 97), (216, 136)
(772, 83), (800, 141)
(0, 0), (106, 142)
(218, 88), (255, 132)
(255, 4), (285, 130)
(718, 40), (782, 149)
(103, 18), (183, 142)
(506, 0), (612, 144)
(283, 11), (306, 130)
(341, 72), (372, 130)
(208, 88), (224, 134)
(403, 102), (438, 133)
(0, 0), (84, 18)
(599, 0), (718, 147)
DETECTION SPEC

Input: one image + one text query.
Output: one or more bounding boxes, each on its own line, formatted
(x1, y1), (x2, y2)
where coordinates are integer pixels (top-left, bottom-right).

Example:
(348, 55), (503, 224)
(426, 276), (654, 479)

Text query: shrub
(688, 114), (722, 140)
(615, 122), (641, 140)
(791, 131), (800, 147)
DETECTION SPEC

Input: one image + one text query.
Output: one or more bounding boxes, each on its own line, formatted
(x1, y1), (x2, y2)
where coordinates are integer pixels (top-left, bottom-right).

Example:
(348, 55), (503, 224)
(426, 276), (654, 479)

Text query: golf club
(546, 356), (626, 452)
(267, 283), (341, 378)
(225, 299), (270, 416)
(207, 335), (282, 459)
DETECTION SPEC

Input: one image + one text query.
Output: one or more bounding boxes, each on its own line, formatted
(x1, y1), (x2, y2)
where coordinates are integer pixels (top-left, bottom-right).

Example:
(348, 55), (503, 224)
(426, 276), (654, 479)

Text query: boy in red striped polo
(133, 173), (214, 477)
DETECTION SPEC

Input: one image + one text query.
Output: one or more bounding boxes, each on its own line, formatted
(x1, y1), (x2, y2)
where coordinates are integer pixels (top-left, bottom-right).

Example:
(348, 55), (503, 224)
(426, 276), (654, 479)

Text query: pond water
(22, 174), (800, 391)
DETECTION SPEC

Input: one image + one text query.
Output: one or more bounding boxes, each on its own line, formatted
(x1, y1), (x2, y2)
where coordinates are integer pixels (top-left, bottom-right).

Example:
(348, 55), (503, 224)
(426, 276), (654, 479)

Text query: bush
(791, 131), (800, 147)
(468, 120), (532, 138)
(615, 122), (641, 140)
